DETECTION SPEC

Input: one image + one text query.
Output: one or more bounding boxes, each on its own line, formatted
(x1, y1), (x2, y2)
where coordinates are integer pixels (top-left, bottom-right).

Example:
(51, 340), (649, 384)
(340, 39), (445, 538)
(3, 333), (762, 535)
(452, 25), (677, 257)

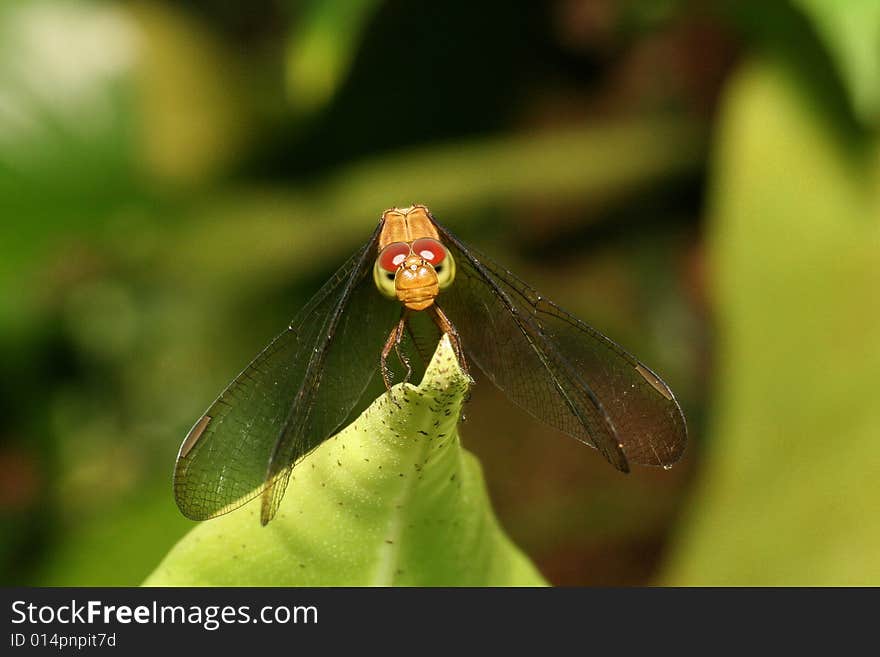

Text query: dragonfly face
(373, 206), (456, 311)
(174, 203), (688, 525)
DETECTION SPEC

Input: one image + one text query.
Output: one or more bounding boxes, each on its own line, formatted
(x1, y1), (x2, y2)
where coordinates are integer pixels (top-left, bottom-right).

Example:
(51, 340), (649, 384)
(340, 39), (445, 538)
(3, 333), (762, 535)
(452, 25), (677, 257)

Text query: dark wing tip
(632, 361), (688, 467)
(635, 363), (674, 401)
(178, 414), (212, 460)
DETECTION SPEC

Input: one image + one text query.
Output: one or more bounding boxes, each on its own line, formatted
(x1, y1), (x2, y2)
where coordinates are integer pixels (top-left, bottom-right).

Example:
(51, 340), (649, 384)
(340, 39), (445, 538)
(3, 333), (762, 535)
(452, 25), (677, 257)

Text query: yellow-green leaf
(795, 0), (880, 126)
(662, 59), (880, 585)
(144, 335), (547, 586)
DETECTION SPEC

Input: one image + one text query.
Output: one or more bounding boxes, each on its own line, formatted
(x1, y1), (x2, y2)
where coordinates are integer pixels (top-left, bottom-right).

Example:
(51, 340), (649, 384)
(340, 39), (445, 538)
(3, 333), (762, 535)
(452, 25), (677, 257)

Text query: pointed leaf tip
(146, 335), (546, 586)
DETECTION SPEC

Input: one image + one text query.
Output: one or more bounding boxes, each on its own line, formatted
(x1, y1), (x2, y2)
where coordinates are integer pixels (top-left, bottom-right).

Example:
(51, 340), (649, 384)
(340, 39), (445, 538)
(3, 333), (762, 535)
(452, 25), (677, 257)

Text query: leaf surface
(145, 336), (547, 586)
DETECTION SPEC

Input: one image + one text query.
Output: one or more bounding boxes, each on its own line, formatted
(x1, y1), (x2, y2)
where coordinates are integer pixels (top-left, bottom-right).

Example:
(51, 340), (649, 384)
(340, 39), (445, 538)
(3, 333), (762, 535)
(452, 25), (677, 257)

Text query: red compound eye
(411, 238), (446, 265)
(378, 242), (411, 272)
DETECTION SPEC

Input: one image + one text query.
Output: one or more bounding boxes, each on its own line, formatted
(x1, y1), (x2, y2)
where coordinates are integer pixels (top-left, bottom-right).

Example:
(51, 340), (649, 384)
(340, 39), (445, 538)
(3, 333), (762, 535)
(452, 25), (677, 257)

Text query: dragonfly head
(374, 237), (456, 311)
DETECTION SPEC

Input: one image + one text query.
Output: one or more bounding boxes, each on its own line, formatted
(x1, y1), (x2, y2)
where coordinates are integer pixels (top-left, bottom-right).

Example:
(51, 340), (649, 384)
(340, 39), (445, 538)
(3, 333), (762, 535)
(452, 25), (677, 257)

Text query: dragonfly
(174, 205), (687, 525)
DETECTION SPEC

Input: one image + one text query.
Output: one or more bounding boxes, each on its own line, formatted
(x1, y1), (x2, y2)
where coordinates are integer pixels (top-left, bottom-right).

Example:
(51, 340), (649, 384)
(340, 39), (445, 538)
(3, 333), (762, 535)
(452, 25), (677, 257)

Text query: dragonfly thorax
(378, 205), (440, 248)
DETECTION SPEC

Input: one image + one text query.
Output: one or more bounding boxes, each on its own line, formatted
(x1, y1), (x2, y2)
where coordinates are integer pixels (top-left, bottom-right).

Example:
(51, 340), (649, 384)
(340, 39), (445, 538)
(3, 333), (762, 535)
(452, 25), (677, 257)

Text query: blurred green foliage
(0, 0), (877, 586)
(795, 0), (880, 126)
(285, 0), (382, 116)
(663, 59), (880, 585)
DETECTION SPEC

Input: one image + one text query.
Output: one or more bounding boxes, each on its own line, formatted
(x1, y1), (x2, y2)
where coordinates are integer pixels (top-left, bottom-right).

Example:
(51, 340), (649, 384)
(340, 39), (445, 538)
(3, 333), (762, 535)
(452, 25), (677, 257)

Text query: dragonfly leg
(430, 303), (469, 376)
(380, 310), (409, 393)
(395, 339), (413, 384)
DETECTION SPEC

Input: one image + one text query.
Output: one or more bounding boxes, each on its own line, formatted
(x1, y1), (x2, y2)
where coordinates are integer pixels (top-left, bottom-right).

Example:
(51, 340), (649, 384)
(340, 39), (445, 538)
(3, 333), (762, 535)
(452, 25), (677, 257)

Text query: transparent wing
(433, 221), (687, 471)
(174, 223), (399, 521)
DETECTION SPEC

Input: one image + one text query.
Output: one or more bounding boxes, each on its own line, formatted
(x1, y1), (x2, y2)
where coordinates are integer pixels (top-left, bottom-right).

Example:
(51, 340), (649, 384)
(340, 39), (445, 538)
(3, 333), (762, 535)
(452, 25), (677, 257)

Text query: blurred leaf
(663, 59), (880, 584)
(0, 0), (257, 330)
(0, 0), (140, 327)
(0, 0), (138, 201)
(794, 0), (880, 126)
(285, 0), (381, 115)
(128, 1), (254, 185)
(145, 337), (546, 586)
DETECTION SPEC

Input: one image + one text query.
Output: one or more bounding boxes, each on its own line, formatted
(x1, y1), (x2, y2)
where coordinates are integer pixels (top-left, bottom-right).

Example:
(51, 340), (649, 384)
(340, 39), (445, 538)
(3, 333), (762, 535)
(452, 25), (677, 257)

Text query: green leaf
(794, 0), (880, 126)
(662, 59), (880, 585)
(144, 335), (547, 586)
